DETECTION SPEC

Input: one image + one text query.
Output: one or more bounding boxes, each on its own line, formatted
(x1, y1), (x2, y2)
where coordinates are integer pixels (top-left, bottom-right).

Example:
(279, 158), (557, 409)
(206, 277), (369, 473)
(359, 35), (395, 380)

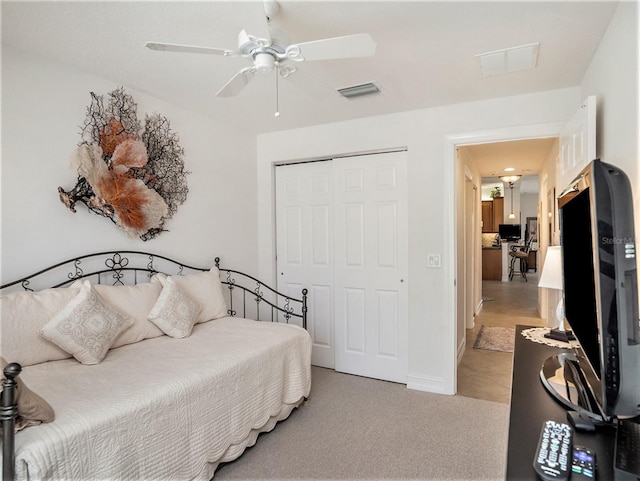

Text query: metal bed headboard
(0, 250), (307, 328)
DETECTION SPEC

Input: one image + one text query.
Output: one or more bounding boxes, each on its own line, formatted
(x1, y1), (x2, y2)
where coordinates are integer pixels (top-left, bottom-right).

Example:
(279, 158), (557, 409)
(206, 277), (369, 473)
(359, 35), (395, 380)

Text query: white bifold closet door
(276, 151), (408, 383)
(276, 160), (335, 368)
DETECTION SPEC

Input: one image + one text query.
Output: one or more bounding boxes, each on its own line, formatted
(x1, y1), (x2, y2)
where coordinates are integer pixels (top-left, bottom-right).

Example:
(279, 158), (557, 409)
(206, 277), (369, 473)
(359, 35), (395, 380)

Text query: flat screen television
(499, 223), (521, 241)
(557, 159), (640, 421)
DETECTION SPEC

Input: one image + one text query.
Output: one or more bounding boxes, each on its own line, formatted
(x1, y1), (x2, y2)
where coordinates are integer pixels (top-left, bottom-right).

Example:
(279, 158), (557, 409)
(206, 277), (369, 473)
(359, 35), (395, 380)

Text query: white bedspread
(10, 317), (312, 481)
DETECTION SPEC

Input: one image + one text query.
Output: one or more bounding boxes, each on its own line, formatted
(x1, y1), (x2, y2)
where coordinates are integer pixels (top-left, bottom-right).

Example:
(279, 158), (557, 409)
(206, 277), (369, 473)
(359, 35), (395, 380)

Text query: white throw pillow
(89, 282), (164, 347)
(0, 287), (80, 366)
(148, 277), (200, 338)
(40, 281), (135, 365)
(156, 267), (227, 323)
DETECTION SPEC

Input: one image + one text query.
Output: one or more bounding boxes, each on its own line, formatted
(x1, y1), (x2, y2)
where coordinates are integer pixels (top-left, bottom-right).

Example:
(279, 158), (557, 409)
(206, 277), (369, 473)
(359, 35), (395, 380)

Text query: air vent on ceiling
(337, 81), (382, 99)
(476, 42), (540, 77)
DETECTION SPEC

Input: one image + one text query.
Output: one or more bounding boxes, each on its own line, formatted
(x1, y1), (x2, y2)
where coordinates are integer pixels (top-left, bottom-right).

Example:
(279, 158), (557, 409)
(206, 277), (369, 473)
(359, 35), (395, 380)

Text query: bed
(0, 251), (311, 481)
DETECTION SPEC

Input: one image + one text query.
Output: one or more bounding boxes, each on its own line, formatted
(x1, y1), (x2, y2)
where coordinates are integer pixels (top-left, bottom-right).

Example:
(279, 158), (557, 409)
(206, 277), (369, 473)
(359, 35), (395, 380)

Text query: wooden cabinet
(481, 197), (504, 233)
(527, 250), (537, 272)
(482, 201), (493, 232)
(492, 197), (504, 231)
(482, 248), (502, 280)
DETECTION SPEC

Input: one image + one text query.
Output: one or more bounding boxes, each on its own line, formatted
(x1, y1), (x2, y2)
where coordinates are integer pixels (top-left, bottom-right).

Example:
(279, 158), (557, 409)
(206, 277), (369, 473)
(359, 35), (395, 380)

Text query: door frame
(466, 178), (476, 330)
(444, 121), (565, 394)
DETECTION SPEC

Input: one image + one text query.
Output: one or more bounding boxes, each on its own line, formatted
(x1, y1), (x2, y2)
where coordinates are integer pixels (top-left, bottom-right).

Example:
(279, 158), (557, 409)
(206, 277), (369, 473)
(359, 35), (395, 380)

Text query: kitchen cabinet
(492, 197), (504, 231)
(527, 250), (537, 272)
(482, 247), (502, 280)
(481, 197), (504, 233)
(482, 201), (493, 232)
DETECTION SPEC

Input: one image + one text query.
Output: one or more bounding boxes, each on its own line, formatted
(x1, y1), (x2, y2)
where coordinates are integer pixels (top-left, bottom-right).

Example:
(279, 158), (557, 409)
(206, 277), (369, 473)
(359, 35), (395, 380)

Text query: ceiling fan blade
(290, 33), (376, 61)
(216, 67), (257, 97)
(145, 42), (236, 56)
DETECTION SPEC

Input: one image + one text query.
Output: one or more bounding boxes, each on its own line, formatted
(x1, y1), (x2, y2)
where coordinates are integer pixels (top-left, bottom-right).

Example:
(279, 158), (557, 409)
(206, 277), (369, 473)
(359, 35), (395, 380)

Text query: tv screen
(499, 223), (521, 240)
(558, 159), (640, 421)
(560, 189), (600, 375)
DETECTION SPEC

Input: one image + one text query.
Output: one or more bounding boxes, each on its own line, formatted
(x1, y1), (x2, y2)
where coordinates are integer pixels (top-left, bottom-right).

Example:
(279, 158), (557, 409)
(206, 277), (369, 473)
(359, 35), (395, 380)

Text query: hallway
(457, 273), (546, 404)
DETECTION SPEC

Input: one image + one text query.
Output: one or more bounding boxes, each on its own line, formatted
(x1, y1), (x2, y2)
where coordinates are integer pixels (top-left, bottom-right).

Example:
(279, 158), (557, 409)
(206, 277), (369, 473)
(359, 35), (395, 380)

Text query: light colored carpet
(214, 366), (509, 480)
(473, 326), (515, 353)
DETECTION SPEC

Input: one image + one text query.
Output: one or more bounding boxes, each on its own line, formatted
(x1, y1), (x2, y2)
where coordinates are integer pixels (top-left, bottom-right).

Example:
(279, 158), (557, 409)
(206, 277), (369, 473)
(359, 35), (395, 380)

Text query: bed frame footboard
(2, 363), (21, 481)
(214, 257), (308, 329)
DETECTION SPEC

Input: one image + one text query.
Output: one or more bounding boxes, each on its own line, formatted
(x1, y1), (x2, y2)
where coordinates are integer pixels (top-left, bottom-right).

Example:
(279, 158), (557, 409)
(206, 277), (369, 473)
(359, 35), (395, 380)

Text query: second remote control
(572, 445), (597, 479)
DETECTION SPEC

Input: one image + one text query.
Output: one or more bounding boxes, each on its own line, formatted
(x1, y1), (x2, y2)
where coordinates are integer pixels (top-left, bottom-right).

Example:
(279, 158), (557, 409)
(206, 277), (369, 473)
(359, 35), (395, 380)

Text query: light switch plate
(427, 254), (441, 268)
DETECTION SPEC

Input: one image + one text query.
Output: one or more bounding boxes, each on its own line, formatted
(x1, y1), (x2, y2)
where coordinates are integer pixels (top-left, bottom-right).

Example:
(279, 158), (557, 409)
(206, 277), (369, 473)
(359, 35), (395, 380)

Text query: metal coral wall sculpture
(58, 87), (189, 241)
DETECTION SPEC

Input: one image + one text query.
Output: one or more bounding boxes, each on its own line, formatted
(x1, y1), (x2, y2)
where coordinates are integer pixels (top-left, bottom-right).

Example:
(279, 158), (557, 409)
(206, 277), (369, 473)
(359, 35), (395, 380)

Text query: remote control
(533, 420), (573, 480)
(571, 445), (597, 479)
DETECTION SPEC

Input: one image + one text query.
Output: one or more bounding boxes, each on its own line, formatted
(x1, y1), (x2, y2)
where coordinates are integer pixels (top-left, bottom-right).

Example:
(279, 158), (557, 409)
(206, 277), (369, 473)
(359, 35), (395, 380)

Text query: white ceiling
(462, 138), (557, 179)
(462, 137), (559, 195)
(2, 0), (618, 140)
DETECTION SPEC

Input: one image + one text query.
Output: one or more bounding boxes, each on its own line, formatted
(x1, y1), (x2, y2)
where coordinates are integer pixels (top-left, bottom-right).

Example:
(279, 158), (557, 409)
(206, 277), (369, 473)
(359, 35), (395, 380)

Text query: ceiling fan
(144, 1), (376, 106)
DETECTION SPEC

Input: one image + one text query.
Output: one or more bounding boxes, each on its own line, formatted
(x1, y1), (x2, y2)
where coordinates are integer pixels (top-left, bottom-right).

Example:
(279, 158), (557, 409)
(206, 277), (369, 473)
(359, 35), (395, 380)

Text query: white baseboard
(457, 336), (466, 365)
(406, 374), (452, 395)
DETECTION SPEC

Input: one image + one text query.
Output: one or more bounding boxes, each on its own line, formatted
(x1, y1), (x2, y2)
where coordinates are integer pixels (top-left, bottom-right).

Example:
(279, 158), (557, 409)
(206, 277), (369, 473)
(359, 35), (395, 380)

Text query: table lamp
(538, 245), (575, 342)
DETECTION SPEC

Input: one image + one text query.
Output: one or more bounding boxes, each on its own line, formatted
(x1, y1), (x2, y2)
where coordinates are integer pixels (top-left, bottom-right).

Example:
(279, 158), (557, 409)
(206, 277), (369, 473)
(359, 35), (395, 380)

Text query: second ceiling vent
(476, 42), (540, 77)
(337, 81), (382, 99)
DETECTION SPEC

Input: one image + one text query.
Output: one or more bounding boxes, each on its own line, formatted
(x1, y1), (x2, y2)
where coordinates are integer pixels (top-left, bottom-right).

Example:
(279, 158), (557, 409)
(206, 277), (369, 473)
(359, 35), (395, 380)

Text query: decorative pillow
(40, 281), (134, 365)
(0, 287), (80, 367)
(156, 267), (227, 323)
(88, 282), (164, 348)
(148, 277), (200, 338)
(1, 357), (55, 432)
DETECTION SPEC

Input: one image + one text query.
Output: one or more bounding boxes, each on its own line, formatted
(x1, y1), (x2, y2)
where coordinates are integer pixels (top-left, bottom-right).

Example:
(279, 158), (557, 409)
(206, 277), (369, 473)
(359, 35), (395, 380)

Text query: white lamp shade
(538, 245), (563, 290)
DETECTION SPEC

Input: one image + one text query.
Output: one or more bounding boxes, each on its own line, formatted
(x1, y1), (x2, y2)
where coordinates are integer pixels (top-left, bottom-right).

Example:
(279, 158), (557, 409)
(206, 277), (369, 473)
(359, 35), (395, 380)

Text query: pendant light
(508, 182), (516, 219)
(499, 174), (521, 183)
(499, 174), (521, 220)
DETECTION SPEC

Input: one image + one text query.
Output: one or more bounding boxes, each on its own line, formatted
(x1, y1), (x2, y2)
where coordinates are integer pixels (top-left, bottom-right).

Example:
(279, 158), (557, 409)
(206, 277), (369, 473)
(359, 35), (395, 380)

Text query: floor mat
(473, 325), (515, 353)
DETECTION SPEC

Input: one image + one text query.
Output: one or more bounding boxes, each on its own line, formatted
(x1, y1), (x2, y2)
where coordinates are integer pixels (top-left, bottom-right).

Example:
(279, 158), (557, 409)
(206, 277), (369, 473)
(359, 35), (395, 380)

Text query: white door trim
(444, 121), (566, 395)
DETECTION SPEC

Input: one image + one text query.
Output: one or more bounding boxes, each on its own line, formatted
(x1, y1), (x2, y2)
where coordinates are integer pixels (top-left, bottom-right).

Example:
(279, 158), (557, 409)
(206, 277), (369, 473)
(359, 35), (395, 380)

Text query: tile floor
(457, 272), (547, 404)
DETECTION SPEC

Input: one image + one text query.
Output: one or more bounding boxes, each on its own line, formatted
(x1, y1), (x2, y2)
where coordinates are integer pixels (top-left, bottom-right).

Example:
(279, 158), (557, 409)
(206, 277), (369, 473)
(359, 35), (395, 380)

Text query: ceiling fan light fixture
(254, 52), (276, 71)
(337, 81), (382, 100)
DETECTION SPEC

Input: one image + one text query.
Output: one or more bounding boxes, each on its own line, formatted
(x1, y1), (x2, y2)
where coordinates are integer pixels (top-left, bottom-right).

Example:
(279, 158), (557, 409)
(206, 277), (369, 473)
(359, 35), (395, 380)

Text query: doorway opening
(449, 130), (561, 401)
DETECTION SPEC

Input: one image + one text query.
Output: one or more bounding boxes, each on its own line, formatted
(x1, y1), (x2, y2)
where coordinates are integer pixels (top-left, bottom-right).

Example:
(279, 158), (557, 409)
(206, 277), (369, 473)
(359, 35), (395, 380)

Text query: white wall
(580, 1), (639, 251)
(1, 46), (258, 283)
(520, 192), (538, 242)
(257, 87), (581, 394)
(537, 139), (560, 325)
(537, 2), (639, 327)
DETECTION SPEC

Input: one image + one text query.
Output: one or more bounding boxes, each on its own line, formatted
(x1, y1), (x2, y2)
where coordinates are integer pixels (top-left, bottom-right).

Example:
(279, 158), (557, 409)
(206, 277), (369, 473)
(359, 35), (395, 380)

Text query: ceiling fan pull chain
(274, 64), (280, 117)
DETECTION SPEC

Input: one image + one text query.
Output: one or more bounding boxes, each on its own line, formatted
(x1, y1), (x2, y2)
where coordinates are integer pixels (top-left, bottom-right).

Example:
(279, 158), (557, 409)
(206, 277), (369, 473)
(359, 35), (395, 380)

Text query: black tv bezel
(557, 159), (640, 421)
(499, 223), (521, 241)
